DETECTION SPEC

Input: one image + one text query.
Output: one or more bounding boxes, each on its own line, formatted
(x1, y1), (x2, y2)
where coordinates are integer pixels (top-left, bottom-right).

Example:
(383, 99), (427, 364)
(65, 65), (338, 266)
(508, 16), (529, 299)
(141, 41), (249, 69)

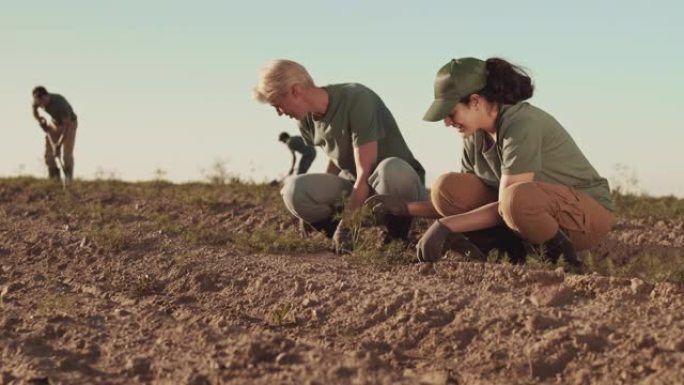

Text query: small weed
(100, 267), (119, 292)
(485, 249), (513, 265)
(202, 159), (239, 186)
(486, 250), (499, 264)
(525, 251), (554, 271)
(131, 274), (162, 297)
(336, 203), (418, 266)
(269, 302), (297, 326)
(94, 167), (119, 181)
(152, 168), (167, 182)
(610, 163), (640, 196)
(336, 205), (377, 253)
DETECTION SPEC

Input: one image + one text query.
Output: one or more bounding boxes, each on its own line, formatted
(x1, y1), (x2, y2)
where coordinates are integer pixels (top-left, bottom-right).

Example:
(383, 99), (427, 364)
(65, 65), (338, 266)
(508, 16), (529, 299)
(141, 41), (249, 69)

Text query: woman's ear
(468, 94), (481, 108)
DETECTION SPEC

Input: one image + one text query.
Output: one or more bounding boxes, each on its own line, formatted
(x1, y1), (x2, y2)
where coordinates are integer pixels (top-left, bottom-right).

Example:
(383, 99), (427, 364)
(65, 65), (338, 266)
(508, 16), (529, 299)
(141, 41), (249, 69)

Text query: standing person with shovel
(31, 86), (78, 184)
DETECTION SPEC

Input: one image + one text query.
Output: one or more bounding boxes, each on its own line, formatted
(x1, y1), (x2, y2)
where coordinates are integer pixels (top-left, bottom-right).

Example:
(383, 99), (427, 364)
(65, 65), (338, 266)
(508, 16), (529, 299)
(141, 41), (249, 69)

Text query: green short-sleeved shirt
(44, 93), (77, 125)
(461, 102), (613, 211)
(298, 83), (424, 181)
(286, 136), (316, 158)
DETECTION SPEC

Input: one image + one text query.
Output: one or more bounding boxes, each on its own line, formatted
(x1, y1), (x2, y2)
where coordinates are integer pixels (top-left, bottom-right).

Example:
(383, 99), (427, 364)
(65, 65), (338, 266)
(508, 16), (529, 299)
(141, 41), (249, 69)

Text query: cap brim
(422, 98), (457, 122)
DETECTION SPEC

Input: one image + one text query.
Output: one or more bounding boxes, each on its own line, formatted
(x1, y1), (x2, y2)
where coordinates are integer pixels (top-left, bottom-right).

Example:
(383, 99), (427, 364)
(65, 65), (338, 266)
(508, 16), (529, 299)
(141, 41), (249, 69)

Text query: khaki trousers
(45, 119), (77, 176)
(281, 157), (428, 223)
(431, 172), (615, 251)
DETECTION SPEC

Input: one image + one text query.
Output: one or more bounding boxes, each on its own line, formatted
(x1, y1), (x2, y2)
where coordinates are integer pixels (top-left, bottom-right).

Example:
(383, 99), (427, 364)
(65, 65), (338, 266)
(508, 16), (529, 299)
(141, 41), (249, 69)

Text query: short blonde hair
(253, 59), (315, 103)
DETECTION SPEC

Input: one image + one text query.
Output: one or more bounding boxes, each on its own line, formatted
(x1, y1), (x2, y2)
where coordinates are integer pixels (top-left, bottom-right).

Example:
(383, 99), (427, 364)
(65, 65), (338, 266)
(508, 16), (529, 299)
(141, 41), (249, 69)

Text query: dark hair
(32, 86), (48, 97)
(462, 58), (533, 105)
(278, 132), (290, 142)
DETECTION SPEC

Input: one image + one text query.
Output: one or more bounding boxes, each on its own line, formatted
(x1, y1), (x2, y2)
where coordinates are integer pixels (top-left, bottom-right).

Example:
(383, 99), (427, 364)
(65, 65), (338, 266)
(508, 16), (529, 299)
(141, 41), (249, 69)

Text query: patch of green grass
(87, 224), (134, 253)
(156, 214), (184, 236)
(171, 253), (192, 272)
(233, 226), (328, 254)
(613, 192), (684, 219)
(584, 252), (684, 284)
(182, 224), (233, 246)
(154, 214), (232, 246)
(350, 239), (415, 267)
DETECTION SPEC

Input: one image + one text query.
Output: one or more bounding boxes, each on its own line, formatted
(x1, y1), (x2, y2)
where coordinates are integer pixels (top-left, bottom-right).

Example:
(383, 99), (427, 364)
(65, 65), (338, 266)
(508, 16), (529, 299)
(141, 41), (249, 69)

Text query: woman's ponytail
(478, 58), (534, 104)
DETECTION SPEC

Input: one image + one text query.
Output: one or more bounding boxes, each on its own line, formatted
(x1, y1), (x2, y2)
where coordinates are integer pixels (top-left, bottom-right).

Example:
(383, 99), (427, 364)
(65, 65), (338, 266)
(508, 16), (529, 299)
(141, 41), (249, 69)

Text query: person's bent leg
(499, 181), (615, 268)
(44, 135), (60, 180)
(297, 152), (315, 175)
(415, 173), (501, 262)
(368, 157), (428, 240)
(369, 157), (427, 201)
(281, 173), (353, 237)
(61, 120), (77, 182)
(431, 172), (498, 217)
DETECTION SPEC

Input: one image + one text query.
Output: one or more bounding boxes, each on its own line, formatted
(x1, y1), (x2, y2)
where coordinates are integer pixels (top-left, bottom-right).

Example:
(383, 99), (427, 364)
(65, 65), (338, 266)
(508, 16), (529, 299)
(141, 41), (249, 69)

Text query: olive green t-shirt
(298, 83), (424, 182)
(44, 93), (77, 125)
(461, 102), (613, 211)
(286, 136), (315, 157)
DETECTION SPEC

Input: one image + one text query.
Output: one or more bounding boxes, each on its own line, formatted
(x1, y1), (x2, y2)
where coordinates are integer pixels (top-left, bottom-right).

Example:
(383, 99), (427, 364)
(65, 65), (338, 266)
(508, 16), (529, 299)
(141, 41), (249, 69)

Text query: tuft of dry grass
(612, 192), (684, 219)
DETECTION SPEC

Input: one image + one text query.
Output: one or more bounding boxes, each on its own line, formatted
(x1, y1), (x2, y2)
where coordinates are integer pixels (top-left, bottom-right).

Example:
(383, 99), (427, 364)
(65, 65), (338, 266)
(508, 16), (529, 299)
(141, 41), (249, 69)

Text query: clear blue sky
(2, 0), (682, 196)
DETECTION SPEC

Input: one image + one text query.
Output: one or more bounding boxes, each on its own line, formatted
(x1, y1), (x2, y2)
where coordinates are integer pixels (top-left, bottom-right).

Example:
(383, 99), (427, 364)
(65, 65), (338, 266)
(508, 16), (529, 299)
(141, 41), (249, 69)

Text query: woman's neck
(482, 102), (500, 141)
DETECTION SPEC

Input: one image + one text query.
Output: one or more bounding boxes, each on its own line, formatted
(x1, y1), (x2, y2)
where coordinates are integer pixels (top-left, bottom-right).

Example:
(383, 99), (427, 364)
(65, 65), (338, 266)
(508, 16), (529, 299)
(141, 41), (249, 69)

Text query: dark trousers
(297, 153), (316, 175)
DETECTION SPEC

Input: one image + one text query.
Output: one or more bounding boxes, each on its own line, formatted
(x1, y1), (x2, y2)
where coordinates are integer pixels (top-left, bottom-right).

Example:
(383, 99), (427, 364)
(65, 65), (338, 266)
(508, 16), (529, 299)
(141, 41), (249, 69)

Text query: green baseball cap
(423, 57), (487, 122)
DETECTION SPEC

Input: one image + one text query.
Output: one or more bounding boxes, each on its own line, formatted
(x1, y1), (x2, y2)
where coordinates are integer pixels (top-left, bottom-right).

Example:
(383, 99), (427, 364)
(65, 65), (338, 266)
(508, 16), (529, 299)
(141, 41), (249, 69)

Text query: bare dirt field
(1, 178), (683, 385)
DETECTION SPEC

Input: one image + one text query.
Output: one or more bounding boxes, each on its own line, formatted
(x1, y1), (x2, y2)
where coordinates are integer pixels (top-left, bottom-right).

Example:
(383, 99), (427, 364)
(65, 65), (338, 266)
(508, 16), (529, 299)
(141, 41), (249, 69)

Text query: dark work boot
(48, 167), (61, 180)
(306, 217), (339, 239)
(383, 214), (412, 243)
(463, 226), (528, 264)
(446, 232), (488, 260)
(525, 230), (582, 272)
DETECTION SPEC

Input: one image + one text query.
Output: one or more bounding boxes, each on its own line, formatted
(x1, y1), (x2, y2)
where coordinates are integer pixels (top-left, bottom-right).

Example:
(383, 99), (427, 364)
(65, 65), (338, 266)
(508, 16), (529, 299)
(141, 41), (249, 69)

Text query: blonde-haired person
(367, 58), (614, 270)
(254, 59), (427, 254)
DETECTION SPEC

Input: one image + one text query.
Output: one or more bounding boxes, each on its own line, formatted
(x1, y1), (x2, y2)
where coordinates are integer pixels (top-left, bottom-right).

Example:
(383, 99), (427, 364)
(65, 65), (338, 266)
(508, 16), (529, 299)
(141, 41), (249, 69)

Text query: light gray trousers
(280, 157), (427, 223)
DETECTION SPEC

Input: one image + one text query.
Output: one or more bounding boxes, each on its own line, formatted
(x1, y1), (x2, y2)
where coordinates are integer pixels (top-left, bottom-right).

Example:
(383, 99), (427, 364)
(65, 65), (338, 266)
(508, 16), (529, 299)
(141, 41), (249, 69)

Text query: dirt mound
(1, 178), (683, 384)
